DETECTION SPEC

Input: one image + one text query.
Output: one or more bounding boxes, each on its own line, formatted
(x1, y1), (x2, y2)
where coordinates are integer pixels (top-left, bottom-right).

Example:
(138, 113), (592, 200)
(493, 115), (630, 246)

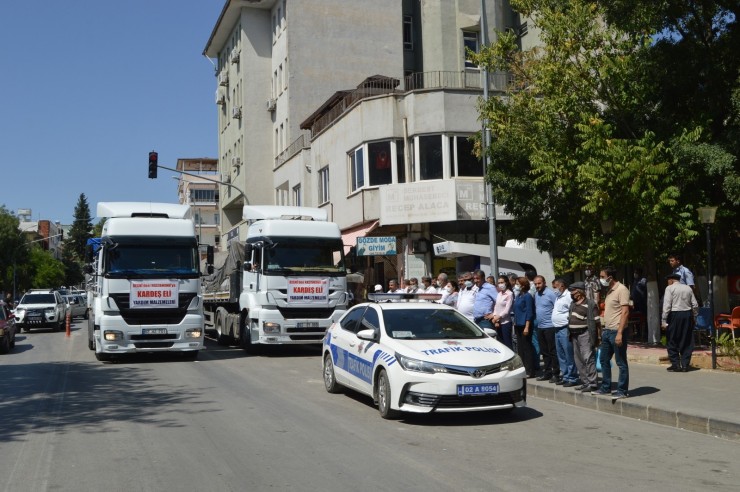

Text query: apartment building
(204, 0), (549, 286)
(173, 158), (222, 254)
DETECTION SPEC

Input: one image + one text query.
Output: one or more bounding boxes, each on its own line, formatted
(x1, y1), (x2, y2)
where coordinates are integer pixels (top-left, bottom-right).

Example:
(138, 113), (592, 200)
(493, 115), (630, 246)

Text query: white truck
(86, 202), (205, 361)
(203, 205), (349, 353)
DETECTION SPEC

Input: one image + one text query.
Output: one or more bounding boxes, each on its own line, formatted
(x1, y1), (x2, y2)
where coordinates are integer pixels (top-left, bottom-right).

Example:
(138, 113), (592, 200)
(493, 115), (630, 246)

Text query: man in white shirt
(662, 273), (699, 372)
(436, 272), (450, 304)
(456, 272), (477, 321)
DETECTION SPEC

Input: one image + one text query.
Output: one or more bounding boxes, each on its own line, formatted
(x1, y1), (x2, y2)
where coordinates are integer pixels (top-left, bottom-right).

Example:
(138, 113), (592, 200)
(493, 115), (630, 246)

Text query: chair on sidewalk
(694, 307), (712, 347)
(715, 306), (740, 344)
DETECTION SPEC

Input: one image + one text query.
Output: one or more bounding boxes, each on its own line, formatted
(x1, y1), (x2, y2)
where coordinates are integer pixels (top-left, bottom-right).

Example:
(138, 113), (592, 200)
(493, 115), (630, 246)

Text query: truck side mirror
(244, 262), (252, 272)
(244, 243), (253, 255)
(207, 265), (214, 275)
(206, 245), (214, 266)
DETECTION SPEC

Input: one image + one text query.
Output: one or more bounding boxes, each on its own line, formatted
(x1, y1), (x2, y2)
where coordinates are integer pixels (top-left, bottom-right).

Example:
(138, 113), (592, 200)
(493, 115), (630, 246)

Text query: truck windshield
(104, 240), (199, 278)
(263, 237), (345, 275)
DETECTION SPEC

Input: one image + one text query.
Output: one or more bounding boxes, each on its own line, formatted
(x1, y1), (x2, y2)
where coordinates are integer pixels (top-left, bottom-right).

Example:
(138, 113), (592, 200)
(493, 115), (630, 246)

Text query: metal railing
(275, 132), (311, 168)
(306, 70), (513, 136)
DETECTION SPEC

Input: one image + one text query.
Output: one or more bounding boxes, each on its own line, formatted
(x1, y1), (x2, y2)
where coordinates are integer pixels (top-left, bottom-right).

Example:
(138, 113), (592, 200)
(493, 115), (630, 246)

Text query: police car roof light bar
(368, 293), (442, 302)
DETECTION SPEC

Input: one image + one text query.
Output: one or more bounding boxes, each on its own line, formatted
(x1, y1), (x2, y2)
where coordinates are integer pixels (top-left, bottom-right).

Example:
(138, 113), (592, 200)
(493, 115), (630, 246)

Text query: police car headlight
(396, 353), (448, 374)
(500, 354), (523, 372)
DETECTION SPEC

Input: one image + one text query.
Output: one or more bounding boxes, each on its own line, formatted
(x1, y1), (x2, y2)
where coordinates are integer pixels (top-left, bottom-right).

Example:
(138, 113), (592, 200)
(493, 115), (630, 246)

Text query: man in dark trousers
(661, 273), (699, 372)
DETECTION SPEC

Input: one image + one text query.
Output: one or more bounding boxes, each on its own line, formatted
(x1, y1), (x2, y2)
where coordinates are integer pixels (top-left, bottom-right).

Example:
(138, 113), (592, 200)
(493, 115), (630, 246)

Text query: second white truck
(203, 205), (349, 353)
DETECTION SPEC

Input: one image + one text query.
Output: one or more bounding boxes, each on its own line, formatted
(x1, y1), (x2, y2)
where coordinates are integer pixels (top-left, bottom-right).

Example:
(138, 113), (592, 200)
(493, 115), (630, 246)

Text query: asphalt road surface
(1, 321), (738, 492)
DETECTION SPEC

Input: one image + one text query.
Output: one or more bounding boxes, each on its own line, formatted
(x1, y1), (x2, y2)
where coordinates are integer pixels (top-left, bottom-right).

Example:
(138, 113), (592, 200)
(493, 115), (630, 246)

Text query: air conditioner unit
(231, 156), (241, 167)
(232, 106), (242, 119)
(230, 47), (240, 64)
(266, 98), (276, 112)
(218, 72), (229, 86)
(215, 90), (225, 105)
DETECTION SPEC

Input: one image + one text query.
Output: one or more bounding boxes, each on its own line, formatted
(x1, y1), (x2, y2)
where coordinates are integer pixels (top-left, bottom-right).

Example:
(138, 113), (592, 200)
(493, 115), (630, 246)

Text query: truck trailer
(203, 206), (349, 353)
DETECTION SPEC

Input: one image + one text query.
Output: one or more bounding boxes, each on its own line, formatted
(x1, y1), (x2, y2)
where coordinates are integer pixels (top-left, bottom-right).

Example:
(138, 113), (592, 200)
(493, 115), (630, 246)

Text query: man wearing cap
(568, 281), (600, 391)
(662, 273), (698, 372)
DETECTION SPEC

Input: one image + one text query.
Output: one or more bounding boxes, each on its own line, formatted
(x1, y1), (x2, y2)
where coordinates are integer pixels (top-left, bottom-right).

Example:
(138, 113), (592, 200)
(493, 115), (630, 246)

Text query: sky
(0, 0), (224, 225)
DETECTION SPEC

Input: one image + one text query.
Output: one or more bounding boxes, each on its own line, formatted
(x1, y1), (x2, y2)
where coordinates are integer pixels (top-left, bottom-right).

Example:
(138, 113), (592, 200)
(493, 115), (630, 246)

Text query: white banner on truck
(130, 280), (179, 308)
(287, 278), (329, 305)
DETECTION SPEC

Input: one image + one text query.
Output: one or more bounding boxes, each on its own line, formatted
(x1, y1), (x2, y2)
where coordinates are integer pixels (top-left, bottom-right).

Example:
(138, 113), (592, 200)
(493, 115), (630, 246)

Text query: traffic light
(148, 151), (158, 179)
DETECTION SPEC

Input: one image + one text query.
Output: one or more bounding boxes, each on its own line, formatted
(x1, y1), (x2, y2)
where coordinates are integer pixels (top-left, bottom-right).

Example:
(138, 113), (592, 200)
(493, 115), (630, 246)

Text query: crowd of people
(376, 256), (701, 400)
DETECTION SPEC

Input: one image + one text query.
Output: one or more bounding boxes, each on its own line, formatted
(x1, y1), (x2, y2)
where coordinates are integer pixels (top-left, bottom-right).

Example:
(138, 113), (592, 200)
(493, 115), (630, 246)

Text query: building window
(463, 31), (479, 69)
(293, 184), (302, 206)
(318, 166), (330, 204)
(190, 189), (217, 203)
(418, 135), (443, 180)
(396, 140), (406, 183)
(368, 141), (392, 186)
(276, 183), (289, 205)
(349, 147), (364, 192)
(453, 135), (482, 177)
(403, 15), (413, 51)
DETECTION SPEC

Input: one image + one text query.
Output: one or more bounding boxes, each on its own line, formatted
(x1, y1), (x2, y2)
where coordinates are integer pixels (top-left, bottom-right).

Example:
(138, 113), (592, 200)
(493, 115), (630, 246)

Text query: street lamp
(698, 205), (718, 369)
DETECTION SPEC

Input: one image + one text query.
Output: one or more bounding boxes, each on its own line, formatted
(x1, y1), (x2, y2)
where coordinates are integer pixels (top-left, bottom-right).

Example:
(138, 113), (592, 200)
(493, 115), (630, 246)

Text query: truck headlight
(185, 328), (202, 338)
(500, 354), (523, 372)
(263, 321), (280, 334)
(396, 353), (448, 374)
(104, 330), (123, 341)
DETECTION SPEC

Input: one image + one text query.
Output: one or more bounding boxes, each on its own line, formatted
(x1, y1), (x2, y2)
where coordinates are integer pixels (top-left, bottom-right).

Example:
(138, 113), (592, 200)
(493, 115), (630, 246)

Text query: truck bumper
(96, 314), (205, 354)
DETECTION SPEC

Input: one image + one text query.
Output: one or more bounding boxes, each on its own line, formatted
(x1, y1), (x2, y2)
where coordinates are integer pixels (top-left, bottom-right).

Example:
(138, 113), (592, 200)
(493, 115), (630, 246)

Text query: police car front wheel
(377, 370), (400, 420)
(323, 353), (342, 394)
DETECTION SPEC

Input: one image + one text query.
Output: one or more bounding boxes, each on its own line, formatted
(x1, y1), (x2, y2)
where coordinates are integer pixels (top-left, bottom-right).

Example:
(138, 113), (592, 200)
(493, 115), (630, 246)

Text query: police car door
(328, 305), (366, 387)
(338, 306), (380, 395)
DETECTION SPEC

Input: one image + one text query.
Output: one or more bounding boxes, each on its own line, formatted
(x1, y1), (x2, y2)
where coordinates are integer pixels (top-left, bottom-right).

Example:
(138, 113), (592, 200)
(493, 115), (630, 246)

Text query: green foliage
(0, 206), (29, 294)
(716, 332), (740, 361)
(64, 193), (93, 261)
(472, 0), (738, 273)
(29, 247), (65, 289)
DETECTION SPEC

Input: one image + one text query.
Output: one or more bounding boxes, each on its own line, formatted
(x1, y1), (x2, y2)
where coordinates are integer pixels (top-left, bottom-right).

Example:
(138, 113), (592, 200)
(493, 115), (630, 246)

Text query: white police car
(322, 293), (526, 419)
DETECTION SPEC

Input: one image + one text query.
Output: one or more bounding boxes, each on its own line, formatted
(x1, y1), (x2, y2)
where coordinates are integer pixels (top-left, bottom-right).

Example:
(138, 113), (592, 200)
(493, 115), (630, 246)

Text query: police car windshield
(382, 308), (485, 339)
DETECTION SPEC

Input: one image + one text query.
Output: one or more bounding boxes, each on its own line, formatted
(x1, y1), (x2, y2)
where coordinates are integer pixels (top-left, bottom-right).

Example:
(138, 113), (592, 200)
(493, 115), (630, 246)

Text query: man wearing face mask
(592, 266), (631, 399)
(533, 275), (560, 383)
(568, 282), (600, 392)
(552, 278), (579, 387)
(436, 272), (450, 304)
(456, 272), (477, 321)
(472, 269), (498, 331)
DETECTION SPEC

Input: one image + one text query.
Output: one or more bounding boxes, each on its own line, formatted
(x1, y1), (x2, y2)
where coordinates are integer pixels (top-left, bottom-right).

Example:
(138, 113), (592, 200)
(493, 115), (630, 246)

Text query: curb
(527, 380), (740, 442)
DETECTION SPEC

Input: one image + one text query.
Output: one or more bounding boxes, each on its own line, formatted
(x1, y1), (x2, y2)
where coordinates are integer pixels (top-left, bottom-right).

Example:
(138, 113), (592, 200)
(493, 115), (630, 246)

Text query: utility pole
(480, 0), (499, 277)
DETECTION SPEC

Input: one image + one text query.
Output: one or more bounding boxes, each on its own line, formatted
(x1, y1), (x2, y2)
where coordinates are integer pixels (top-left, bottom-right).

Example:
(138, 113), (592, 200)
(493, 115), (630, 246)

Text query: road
(1, 321), (738, 492)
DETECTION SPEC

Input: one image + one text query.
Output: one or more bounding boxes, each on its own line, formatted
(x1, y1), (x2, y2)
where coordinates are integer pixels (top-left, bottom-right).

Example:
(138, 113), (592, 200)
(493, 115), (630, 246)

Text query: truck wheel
(239, 314), (260, 354)
(215, 308), (230, 346)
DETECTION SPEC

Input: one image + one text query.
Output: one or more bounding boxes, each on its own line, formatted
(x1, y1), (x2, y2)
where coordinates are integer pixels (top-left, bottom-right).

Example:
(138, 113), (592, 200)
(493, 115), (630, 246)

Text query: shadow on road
(0, 359), (220, 443)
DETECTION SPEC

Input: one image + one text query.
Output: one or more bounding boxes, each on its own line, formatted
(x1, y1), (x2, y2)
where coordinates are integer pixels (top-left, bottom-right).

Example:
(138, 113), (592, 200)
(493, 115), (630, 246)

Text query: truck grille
(109, 293), (196, 325)
(276, 307), (335, 320)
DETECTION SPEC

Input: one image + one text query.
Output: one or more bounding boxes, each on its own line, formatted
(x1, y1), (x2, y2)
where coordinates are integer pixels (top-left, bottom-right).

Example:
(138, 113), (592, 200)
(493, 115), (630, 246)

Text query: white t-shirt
(456, 284), (478, 321)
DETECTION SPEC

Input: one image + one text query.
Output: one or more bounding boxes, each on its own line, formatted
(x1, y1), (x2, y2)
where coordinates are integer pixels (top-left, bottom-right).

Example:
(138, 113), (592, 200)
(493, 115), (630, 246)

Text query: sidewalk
(527, 342), (740, 441)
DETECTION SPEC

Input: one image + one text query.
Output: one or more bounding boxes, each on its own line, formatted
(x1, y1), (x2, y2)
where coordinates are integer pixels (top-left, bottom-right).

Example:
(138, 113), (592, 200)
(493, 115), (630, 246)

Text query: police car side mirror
(483, 327), (497, 339)
(357, 328), (377, 341)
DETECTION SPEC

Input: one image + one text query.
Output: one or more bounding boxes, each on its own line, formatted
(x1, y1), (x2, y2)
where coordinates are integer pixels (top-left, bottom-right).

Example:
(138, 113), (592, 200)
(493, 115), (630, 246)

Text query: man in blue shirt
(668, 253), (701, 305)
(552, 278), (578, 386)
(534, 275), (560, 382)
(472, 269), (497, 331)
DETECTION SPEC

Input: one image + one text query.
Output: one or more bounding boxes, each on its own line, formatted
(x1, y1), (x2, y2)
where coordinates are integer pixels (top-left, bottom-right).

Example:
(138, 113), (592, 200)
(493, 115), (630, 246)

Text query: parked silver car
(64, 294), (88, 320)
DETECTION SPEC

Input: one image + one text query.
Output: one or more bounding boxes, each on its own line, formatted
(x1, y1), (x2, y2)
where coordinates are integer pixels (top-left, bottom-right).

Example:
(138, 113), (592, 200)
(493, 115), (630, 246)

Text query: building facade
(204, 0), (550, 288)
(173, 158), (222, 255)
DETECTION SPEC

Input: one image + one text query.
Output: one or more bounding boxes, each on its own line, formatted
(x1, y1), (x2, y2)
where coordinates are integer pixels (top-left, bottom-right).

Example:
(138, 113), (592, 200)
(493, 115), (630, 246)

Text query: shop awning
(341, 221), (379, 254)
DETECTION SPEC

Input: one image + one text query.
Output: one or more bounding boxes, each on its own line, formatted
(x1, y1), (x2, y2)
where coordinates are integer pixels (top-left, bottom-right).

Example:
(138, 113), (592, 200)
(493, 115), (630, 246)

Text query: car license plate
(142, 328), (167, 335)
(457, 383), (499, 396)
(296, 322), (319, 328)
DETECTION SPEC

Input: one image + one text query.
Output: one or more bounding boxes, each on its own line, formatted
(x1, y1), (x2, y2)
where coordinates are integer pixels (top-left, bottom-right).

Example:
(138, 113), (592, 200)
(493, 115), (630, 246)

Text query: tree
(473, 0), (696, 273)
(29, 246), (65, 289)
(64, 193), (93, 261)
(0, 206), (29, 296)
(473, 0), (738, 274)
